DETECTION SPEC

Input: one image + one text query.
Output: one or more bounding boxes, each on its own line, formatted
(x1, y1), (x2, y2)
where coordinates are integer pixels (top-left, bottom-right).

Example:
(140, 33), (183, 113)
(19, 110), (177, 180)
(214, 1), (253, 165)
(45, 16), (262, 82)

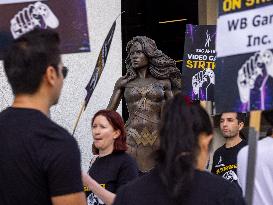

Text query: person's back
(237, 110), (273, 205)
(238, 137), (273, 205)
(113, 94), (245, 205)
(0, 28), (86, 205)
(114, 168), (244, 205)
(0, 107), (83, 205)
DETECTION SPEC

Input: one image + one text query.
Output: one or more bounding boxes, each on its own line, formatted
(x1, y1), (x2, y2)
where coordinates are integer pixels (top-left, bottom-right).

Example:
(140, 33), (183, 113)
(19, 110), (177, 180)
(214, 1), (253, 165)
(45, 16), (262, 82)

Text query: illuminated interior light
(159, 19), (187, 24)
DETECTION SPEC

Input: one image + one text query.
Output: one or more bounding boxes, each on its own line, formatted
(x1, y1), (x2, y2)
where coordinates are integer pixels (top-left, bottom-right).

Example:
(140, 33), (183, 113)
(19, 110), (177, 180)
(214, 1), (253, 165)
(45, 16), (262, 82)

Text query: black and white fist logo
(10, 2), (59, 39)
(237, 50), (273, 103)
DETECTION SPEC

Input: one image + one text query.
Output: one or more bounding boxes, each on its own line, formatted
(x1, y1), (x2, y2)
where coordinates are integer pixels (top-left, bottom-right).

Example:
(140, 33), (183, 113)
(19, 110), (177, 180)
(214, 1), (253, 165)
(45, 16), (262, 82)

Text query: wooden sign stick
(200, 101), (207, 109)
(72, 102), (85, 136)
(245, 110), (261, 205)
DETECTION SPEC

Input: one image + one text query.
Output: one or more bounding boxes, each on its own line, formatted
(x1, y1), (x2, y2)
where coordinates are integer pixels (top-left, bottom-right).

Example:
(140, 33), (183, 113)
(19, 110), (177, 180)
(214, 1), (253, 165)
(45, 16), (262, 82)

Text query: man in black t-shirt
(0, 29), (86, 205)
(211, 112), (247, 184)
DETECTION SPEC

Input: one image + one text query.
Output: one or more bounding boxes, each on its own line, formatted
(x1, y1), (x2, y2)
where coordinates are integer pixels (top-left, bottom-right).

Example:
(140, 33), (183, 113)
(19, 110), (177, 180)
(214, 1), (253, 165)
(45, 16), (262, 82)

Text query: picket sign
(245, 111), (261, 205)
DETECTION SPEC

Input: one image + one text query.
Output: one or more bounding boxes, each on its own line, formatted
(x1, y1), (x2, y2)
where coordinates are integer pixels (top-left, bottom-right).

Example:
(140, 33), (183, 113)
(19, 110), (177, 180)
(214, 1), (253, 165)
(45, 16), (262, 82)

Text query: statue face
(129, 42), (149, 69)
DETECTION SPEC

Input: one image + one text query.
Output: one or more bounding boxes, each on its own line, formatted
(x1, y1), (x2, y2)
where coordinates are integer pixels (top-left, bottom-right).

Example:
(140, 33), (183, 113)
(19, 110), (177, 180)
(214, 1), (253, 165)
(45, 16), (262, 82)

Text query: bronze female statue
(107, 36), (182, 172)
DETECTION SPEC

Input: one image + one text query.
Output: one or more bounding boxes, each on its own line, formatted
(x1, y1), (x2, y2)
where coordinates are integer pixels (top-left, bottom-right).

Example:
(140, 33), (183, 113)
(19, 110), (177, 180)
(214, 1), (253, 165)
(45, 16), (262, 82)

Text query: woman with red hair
(83, 110), (138, 205)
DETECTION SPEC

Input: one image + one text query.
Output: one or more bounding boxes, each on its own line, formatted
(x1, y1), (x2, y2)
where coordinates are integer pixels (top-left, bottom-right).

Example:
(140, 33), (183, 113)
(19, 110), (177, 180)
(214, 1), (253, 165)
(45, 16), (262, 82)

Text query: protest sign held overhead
(182, 24), (216, 101)
(215, 0), (273, 113)
(0, 0), (90, 59)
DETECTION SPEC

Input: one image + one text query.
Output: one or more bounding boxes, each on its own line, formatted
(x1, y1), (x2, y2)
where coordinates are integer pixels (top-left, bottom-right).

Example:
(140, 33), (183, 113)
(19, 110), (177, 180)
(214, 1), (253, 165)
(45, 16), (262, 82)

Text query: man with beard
(211, 112), (247, 186)
(0, 29), (86, 205)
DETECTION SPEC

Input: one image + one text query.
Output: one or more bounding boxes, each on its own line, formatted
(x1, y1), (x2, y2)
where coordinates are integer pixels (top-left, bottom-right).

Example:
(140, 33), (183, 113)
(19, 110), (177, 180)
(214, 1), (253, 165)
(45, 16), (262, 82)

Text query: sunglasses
(51, 65), (68, 79)
(62, 66), (68, 78)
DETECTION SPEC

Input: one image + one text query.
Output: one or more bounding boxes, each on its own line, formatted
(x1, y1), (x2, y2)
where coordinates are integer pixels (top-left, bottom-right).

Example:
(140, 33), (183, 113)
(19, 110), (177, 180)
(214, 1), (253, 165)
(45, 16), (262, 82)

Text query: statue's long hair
(125, 36), (182, 92)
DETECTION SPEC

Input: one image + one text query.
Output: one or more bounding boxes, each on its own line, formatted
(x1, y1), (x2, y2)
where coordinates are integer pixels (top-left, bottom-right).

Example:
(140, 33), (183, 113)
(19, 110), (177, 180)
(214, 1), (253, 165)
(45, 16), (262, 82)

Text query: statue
(107, 36), (182, 172)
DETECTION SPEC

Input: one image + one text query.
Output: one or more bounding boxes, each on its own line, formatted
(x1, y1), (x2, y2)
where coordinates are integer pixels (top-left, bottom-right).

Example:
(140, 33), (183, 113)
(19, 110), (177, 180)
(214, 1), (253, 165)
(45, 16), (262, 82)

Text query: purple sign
(182, 24), (216, 101)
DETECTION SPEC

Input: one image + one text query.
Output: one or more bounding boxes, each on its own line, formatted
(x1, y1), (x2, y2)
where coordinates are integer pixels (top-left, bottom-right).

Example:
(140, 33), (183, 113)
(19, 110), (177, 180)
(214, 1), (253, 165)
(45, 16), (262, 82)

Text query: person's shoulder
(116, 152), (134, 160)
(0, 107), (43, 120)
(28, 110), (76, 144)
(0, 107), (12, 123)
(0, 107), (70, 137)
(118, 169), (159, 193)
(213, 144), (225, 154)
(113, 152), (137, 164)
(199, 171), (245, 204)
(259, 136), (273, 145)
(114, 169), (174, 205)
(239, 139), (248, 147)
(196, 171), (243, 196)
(38, 117), (73, 142)
(238, 144), (249, 157)
(197, 170), (228, 184)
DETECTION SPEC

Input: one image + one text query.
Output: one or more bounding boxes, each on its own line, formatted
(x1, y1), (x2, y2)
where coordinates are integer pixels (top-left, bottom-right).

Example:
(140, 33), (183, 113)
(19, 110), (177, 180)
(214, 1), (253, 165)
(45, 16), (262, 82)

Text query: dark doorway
(121, 0), (199, 119)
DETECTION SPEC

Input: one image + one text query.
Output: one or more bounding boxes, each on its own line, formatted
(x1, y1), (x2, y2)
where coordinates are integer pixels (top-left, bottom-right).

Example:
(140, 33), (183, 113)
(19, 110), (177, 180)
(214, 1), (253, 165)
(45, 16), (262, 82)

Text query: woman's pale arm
(82, 172), (115, 205)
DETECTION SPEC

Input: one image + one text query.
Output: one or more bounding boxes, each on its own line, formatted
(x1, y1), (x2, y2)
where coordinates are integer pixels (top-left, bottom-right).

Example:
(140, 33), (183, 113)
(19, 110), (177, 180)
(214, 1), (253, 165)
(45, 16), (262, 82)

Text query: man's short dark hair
(220, 112), (246, 124)
(236, 113), (246, 124)
(3, 28), (61, 95)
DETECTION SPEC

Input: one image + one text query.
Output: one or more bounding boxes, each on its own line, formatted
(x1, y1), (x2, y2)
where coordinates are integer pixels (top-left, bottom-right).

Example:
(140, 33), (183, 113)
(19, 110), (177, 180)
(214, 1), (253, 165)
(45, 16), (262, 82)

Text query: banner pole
(72, 102), (85, 136)
(245, 110), (261, 205)
(200, 101), (207, 109)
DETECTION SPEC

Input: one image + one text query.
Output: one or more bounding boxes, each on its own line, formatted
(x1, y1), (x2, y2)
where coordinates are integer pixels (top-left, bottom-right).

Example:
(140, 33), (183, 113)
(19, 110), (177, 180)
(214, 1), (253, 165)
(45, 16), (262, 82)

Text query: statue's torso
(123, 77), (170, 172)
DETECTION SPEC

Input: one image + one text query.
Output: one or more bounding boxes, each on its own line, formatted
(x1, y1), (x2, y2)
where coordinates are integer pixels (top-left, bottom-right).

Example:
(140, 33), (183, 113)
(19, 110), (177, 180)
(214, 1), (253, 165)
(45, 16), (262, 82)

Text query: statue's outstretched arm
(107, 76), (127, 110)
(107, 88), (123, 111)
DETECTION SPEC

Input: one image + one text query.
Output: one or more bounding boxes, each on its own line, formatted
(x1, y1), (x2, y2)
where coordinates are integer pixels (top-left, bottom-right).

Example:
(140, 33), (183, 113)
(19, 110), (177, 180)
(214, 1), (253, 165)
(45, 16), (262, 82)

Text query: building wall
(0, 0), (122, 171)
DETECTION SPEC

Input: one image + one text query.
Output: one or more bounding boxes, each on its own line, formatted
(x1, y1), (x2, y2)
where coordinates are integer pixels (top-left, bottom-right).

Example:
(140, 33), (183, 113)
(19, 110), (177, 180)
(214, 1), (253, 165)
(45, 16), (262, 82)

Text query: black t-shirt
(211, 140), (247, 183)
(85, 152), (138, 205)
(0, 107), (83, 205)
(113, 168), (246, 205)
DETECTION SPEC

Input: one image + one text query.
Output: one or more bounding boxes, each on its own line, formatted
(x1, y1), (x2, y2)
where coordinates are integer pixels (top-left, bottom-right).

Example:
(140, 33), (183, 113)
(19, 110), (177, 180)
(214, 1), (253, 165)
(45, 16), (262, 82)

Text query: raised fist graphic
(237, 50), (273, 104)
(192, 69), (215, 100)
(192, 71), (204, 97)
(10, 2), (59, 39)
(203, 69), (215, 88)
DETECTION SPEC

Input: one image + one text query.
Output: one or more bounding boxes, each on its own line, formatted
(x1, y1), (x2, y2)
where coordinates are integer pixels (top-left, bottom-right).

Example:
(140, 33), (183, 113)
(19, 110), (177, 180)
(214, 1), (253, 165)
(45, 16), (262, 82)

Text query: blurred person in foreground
(0, 28), (86, 205)
(237, 110), (273, 205)
(113, 93), (246, 205)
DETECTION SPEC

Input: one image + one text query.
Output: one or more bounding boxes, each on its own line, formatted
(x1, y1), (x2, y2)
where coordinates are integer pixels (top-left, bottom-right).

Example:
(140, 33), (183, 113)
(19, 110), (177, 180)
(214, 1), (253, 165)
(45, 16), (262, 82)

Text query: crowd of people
(0, 28), (272, 205)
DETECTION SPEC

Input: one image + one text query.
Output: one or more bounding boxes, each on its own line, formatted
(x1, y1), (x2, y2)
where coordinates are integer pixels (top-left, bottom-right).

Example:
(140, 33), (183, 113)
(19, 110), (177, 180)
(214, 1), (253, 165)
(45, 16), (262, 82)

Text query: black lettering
(247, 34), (271, 47)
(228, 17), (247, 31)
